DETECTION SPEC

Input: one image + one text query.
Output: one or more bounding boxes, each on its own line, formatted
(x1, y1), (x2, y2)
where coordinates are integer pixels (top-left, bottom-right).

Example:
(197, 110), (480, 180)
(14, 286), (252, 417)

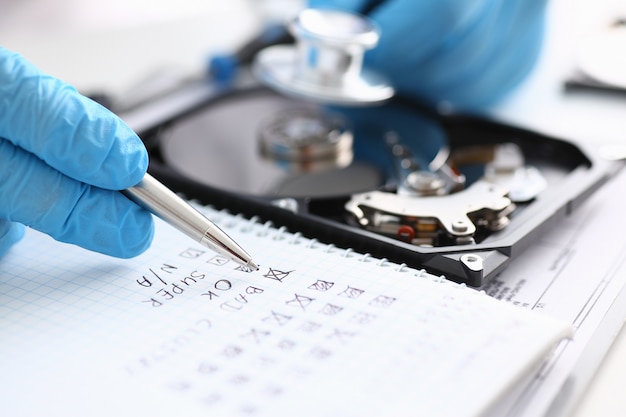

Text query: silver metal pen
(123, 173), (259, 270)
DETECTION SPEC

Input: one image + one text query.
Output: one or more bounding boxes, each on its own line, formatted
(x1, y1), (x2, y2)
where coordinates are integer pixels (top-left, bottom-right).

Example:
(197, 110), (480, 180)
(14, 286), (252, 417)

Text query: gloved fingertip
(78, 98), (149, 190)
(45, 185), (155, 259)
(0, 221), (26, 258)
(110, 209), (155, 259)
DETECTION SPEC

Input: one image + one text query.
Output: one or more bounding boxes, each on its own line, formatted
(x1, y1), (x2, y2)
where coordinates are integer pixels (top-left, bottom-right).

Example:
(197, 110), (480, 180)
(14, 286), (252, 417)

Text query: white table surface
(1, 0), (625, 415)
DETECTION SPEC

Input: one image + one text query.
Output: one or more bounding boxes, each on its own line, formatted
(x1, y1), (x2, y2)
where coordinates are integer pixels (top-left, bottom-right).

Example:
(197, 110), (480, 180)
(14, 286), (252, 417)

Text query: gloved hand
(0, 47), (154, 258)
(307, 0), (547, 110)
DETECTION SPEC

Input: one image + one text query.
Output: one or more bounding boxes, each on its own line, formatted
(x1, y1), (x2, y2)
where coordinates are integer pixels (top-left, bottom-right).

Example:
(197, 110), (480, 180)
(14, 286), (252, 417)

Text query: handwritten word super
(139, 265), (231, 307)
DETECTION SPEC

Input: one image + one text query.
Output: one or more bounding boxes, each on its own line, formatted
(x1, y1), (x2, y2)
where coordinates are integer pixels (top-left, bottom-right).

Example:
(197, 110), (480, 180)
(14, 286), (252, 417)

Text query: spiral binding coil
(192, 201), (470, 288)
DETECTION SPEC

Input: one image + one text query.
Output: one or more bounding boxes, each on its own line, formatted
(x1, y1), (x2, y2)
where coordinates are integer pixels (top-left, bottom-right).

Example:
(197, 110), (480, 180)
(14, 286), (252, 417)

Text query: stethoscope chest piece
(253, 8), (394, 106)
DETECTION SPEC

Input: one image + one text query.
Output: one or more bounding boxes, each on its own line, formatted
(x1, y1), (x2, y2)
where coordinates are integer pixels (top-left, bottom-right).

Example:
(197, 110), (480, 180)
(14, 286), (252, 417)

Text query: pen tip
(247, 260), (260, 271)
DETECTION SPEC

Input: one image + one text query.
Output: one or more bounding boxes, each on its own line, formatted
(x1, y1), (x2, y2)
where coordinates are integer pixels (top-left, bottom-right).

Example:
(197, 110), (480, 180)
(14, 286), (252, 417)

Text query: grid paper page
(0, 205), (573, 417)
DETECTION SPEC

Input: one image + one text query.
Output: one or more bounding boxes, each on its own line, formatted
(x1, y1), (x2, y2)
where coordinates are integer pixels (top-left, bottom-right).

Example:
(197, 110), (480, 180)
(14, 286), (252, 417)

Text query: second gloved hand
(0, 47), (154, 258)
(307, 0), (547, 110)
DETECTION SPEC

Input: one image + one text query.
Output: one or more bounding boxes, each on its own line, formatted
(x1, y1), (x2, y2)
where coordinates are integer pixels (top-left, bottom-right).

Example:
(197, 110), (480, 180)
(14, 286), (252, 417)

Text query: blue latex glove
(0, 47), (154, 258)
(307, 0), (547, 110)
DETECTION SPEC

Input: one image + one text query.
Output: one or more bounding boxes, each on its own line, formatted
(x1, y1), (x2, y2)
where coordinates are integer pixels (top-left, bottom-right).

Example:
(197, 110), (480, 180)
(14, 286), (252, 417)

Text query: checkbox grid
(0, 215), (572, 417)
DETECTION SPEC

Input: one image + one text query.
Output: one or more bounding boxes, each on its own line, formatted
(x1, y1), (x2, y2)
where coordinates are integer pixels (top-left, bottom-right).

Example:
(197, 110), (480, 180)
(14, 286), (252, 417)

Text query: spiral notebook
(0, 203), (572, 417)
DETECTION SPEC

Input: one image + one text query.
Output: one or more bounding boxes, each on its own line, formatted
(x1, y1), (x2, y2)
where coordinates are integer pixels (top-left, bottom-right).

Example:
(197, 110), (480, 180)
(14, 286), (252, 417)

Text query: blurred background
(1, 0), (624, 140)
(0, 0), (301, 100)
